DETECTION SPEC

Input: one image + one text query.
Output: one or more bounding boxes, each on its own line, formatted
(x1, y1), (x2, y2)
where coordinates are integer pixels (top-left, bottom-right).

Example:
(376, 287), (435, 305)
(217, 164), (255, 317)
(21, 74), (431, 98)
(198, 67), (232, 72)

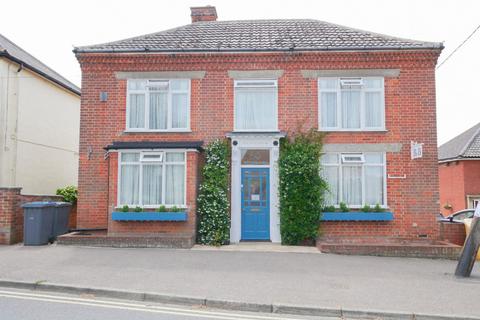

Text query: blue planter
(321, 212), (393, 221)
(112, 211), (187, 222)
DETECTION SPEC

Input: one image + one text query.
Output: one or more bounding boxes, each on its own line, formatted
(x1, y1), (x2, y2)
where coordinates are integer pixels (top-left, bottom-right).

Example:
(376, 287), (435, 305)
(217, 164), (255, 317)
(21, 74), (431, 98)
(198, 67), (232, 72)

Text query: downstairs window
(321, 152), (386, 208)
(118, 151), (185, 207)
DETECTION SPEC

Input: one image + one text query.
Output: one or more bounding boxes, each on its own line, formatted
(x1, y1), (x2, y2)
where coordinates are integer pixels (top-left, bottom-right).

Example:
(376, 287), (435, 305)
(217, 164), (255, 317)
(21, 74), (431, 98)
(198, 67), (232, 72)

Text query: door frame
(241, 167), (270, 240)
(227, 132), (285, 243)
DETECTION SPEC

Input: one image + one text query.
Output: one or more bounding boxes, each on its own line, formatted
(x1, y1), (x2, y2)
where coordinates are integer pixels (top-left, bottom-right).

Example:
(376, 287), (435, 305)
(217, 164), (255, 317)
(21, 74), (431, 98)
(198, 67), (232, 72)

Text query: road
(0, 289), (331, 320)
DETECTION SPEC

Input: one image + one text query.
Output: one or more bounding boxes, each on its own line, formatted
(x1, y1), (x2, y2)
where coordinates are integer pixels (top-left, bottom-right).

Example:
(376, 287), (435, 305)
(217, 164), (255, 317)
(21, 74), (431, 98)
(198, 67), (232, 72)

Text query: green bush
(56, 186), (78, 204)
(339, 202), (349, 212)
(373, 203), (384, 212)
(156, 205), (167, 212)
(121, 205), (130, 212)
(279, 129), (328, 245)
(198, 139), (231, 246)
(361, 204), (372, 212)
(134, 206), (143, 212)
(323, 205), (336, 212)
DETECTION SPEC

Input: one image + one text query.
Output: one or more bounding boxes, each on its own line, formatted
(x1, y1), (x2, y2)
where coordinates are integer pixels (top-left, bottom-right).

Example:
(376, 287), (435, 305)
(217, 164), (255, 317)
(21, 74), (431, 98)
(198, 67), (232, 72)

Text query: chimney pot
(190, 6), (217, 23)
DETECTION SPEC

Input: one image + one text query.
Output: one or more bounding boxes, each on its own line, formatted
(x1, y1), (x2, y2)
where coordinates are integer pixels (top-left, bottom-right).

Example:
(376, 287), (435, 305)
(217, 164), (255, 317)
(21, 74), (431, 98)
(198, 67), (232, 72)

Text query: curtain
(365, 166), (383, 205)
(129, 94), (145, 128)
(142, 164), (162, 205)
(172, 93), (188, 129)
(149, 92), (168, 129)
(321, 92), (337, 128)
(365, 92), (382, 128)
(235, 88), (275, 130)
(165, 165), (185, 205)
(342, 166), (362, 205)
(341, 90), (360, 129)
(120, 164), (139, 204)
(322, 166), (339, 205)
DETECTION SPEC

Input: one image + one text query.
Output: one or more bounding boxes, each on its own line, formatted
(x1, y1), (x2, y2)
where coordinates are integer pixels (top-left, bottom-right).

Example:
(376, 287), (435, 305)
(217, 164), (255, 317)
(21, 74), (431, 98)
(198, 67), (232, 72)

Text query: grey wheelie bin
(52, 202), (72, 237)
(22, 202), (56, 245)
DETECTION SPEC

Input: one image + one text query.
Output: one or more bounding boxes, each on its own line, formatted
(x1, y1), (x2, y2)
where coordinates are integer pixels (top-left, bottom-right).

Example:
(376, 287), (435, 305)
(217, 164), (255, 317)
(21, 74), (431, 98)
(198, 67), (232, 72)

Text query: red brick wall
(463, 160), (480, 200)
(0, 188), (68, 245)
(439, 160), (480, 215)
(76, 50), (441, 240)
(439, 161), (465, 215)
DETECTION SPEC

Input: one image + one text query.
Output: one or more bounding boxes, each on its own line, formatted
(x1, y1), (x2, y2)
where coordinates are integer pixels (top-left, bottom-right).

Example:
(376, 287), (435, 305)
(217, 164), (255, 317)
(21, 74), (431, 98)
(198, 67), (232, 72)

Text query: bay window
(321, 152), (386, 207)
(127, 79), (190, 131)
(119, 151), (186, 207)
(318, 77), (385, 131)
(234, 80), (278, 131)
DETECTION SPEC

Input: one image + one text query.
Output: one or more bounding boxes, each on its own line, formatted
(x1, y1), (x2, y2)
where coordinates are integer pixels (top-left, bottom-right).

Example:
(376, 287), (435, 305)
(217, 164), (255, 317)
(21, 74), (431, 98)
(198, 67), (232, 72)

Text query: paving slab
(0, 244), (479, 318)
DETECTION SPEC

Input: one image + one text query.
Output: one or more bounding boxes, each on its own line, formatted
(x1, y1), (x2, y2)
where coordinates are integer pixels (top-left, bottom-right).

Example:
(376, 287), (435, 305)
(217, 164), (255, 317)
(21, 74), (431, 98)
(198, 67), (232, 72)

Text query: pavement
(0, 244), (479, 319)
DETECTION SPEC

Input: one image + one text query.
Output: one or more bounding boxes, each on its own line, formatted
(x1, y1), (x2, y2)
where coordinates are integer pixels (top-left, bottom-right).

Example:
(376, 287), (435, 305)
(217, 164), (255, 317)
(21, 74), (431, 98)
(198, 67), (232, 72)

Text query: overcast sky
(1, 0), (479, 144)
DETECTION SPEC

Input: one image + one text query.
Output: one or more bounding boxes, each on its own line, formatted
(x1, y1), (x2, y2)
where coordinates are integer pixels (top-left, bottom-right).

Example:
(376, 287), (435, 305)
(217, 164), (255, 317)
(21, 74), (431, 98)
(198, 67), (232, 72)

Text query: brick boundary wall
(0, 187), (76, 245)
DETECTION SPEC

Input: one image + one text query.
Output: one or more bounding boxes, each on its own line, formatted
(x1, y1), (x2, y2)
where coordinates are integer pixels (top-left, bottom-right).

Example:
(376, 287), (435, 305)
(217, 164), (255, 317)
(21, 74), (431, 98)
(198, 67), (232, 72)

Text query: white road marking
(0, 289), (306, 320)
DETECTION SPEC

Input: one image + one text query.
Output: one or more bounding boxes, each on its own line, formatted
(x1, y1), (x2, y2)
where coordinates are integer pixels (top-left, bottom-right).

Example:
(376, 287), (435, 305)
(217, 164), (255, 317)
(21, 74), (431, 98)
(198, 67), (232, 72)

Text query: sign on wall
(411, 141), (423, 160)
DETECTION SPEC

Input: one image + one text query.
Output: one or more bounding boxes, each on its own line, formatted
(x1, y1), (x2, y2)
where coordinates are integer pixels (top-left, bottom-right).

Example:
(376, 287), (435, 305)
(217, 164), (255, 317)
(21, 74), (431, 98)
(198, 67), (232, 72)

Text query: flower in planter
(134, 206), (143, 212)
(361, 204), (372, 212)
(121, 205), (130, 212)
(339, 202), (349, 212)
(156, 205), (167, 212)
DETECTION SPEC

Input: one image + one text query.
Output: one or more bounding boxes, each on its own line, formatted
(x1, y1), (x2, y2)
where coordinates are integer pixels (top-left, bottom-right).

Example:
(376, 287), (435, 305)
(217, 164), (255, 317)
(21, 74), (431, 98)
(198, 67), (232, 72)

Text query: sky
(1, 0), (479, 145)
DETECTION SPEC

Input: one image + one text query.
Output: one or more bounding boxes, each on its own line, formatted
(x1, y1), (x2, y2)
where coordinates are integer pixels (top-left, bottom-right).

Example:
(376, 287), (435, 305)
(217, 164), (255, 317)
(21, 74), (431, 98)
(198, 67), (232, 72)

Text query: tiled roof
(0, 34), (80, 95)
(438, 123), (480, 161)
(74, 19), (442, 53)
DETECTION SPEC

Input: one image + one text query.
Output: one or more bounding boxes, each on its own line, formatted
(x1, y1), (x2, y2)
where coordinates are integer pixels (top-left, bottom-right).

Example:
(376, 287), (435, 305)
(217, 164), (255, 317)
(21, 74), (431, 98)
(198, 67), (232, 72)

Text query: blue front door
(241, 168), (270, 240)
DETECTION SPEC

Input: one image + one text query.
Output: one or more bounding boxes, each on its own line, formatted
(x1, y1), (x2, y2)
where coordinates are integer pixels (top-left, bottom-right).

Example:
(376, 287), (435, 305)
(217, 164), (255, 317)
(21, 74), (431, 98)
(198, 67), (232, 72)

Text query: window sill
(123, 130), (192, 134)
(318, 129), (388, 133)
(320, 211), (393, 221)
(112, 211), (187, 221)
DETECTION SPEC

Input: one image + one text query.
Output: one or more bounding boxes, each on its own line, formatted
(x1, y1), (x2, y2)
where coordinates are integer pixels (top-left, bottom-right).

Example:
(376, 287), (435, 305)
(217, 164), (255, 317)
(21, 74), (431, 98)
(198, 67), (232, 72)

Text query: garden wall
(0, 187), (75, 245)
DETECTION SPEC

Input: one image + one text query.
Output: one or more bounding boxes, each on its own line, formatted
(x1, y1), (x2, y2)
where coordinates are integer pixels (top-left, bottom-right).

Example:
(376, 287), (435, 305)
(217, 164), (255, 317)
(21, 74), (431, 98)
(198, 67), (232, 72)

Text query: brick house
(74, 6), (443, 246)
(439, 123), (480, 216)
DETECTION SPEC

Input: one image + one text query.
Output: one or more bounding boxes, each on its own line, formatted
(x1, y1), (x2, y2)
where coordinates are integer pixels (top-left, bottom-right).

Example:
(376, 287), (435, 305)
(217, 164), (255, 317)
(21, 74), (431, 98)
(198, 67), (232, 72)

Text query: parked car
(439, 209), (475, 223)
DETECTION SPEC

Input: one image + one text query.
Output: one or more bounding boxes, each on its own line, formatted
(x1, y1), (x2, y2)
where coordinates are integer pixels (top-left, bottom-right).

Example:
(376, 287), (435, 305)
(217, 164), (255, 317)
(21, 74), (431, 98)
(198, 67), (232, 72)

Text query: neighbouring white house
(0, 33), (80, 195)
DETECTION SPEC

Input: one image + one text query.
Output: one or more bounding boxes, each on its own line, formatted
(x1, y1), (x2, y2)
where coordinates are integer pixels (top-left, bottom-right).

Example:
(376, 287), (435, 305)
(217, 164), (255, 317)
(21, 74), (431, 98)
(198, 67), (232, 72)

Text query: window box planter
(320, 212), (393, 221)
(112, 211), (187, 222)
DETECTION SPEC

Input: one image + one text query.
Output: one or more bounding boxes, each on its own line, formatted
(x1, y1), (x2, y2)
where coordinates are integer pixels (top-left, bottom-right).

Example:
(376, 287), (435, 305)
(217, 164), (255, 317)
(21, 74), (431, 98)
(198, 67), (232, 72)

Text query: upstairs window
(318, 77), (385, 131)
(127, 79), (190, 131)
(234, 80), (278, 131)
(321, 152), (386, 207)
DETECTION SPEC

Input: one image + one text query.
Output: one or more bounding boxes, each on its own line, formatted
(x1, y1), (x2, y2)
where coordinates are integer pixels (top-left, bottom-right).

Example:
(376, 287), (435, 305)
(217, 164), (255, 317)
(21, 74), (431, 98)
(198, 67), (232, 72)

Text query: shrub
(156, 205), (167, 212)
(56, 186), (78, 204)
(323, 205), (336, 212)
(361, 204), (372, 212)
(134, 206), (143, 212)
(170, 206), (182, 212)
(339, 202), (349, 212)
(373, 203), (384, 212)
(279, 129), (328, 245)
(121, 205), (130, 212)
(198, 139), (231, 246)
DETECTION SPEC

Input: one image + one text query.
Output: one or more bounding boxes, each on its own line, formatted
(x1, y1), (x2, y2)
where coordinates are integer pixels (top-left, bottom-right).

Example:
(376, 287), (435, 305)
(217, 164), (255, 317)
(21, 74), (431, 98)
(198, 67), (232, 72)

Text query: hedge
(278, 130), (328, 245)
(197, 139), (231, 245)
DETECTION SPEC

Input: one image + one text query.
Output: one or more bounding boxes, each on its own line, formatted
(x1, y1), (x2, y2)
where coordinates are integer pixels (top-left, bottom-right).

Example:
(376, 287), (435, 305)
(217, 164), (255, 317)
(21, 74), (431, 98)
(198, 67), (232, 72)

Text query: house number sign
(410, 141), (423, 160)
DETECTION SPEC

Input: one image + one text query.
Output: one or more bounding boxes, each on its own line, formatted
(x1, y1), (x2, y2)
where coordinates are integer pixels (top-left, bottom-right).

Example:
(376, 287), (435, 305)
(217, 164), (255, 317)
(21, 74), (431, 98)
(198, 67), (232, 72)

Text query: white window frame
(125, 79), (191, 132)
(117, 150), (187, 208)
(318, 77), (385, 131)
(322, 152), (387, 208)
(233, 79), (278, 132)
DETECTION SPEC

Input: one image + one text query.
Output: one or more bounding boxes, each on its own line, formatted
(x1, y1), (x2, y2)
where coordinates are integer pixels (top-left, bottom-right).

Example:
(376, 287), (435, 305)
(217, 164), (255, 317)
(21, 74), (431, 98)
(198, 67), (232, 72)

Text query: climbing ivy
(279, 129), (328, 245)
(197, 139), (231, 245)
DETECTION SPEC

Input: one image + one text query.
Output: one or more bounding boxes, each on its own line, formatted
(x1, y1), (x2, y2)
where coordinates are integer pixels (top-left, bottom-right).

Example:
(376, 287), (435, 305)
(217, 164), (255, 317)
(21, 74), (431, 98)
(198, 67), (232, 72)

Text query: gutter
(0, 51), (81, 96)
(73, 45), (444, 55)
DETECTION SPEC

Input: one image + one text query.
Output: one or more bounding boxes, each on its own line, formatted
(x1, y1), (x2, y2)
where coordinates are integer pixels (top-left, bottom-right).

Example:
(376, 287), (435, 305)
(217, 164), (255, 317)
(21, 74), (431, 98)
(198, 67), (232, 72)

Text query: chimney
(190, 6), (217, 23)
